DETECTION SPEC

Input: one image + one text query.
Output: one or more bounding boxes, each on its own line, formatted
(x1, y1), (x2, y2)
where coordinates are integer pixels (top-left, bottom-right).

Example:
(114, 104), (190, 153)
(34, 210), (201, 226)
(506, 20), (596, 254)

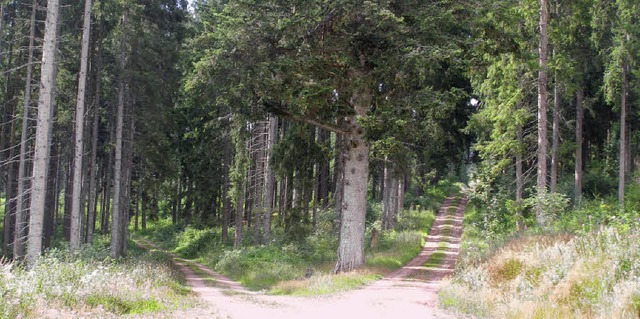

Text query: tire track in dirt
(143, 194), (468, 319)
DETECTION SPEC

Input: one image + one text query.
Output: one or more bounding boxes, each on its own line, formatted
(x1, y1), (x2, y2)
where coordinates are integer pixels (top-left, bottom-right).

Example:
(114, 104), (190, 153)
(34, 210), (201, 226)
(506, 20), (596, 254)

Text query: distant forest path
(151, 195), (468, 319)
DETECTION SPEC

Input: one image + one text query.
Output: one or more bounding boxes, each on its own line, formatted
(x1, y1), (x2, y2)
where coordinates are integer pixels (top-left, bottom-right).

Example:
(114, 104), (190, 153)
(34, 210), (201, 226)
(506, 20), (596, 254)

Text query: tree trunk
(86, 41), (102, 243)
(4, 156), (16, 259)
(317, 128), (330, 207)
(43, 144), (61, 248)
(516, 124), (524, 230)
(575, 88), (583, 203)
(550, 72), (560, 193)
(120, 101), (135, 255)
(70, 0), (93, 249)
(395, 175), (404, 228)
(333, 84), (371, 273)
(381, 160), (392, 231)
(618, 60), (628, 207)
(536, 0), (549, 224)
(13, 0), (38, 259)
(110, 11), (128, 258)
(232, 119), (248, 248)
(221, 136), (232, 243)
(262, 115), (278, 242)
(27, 0), (60, 265)
(100, 114), (115, 233)
(333, 118), (345, 225)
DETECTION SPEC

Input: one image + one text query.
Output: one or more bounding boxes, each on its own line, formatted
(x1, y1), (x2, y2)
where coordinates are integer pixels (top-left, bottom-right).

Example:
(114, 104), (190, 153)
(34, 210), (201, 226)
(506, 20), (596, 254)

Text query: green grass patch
(366, 230), (425, 270)
(631, 293), (640, 317)
(424, 249), (447, 269)
(269, 271), (381, 296)
(85, 294), (162, 315)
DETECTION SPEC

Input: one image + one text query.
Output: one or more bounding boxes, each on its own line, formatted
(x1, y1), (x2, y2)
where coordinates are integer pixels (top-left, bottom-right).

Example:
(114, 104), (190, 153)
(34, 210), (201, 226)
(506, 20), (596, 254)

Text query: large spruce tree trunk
(13, 0), (38, 259)
(27, 0), (60, 264)
(70, 0), (93, 249)
(536, 0), (549, 224)
(575, 89), (584, 203)
(333, 85), (371, 273)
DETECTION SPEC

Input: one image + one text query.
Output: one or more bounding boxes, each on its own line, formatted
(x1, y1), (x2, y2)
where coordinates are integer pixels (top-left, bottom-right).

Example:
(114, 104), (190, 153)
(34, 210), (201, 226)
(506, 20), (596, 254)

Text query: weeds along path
(139, 195), (467, 319)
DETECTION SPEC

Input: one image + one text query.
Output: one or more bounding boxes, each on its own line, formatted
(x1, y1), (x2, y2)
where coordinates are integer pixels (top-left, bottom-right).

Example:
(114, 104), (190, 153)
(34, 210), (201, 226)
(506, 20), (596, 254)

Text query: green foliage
(174, 228), (222, 259)
(213, 245), (304, 290)
(396, 209), (436, 233)
(408, 179), (461, 212)
(524, 191), (571, 227)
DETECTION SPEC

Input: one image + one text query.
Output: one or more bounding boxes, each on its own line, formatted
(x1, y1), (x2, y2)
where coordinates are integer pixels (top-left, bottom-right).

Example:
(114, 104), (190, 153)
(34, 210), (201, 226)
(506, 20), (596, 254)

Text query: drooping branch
(262, 101), (349, 135)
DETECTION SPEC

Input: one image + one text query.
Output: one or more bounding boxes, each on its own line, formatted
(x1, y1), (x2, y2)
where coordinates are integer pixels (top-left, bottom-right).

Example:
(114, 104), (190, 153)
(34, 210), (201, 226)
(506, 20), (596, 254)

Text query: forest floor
(142, 195), (467, 319)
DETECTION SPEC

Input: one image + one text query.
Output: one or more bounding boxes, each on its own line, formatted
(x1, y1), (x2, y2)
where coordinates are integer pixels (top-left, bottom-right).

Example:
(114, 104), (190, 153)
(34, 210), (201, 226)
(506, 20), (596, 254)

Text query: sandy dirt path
(159, 195), (467, 319)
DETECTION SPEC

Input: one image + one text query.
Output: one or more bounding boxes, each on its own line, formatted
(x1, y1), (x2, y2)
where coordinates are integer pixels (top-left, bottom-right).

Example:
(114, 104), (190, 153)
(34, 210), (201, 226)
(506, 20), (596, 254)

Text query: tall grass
(439, 226), (640, 318)
(0, 237), (196, 318)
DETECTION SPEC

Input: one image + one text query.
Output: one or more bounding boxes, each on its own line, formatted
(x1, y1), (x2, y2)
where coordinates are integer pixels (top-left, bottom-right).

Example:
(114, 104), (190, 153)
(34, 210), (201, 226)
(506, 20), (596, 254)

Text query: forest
(0, 0), (639, 318)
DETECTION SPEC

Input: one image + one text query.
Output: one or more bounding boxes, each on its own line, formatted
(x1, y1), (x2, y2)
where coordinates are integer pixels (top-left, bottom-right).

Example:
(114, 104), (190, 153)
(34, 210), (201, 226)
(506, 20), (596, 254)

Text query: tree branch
(262, 101), (349, 135)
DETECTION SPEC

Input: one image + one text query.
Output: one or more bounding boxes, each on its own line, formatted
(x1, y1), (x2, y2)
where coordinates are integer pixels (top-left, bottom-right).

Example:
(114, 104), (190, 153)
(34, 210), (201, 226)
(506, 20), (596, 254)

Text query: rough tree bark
(13, 0), (38, 259)
(86, 34), (102, 244)
(536, 0), (549, 224)
(262, 115), (278, 242)
(70, 0), (93, 249)
(333, 78), (371, 273)
(221, 137), (232, 243)
(27, 0), (60, 264)
(550, 72), (560, 193)
(110, 11), (128, 258)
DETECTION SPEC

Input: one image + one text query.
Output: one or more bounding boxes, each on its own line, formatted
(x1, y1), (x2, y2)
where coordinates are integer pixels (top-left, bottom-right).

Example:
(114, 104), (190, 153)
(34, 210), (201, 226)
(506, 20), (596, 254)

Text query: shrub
(489, 258), (524, 283)
(174, 228), (221, 259)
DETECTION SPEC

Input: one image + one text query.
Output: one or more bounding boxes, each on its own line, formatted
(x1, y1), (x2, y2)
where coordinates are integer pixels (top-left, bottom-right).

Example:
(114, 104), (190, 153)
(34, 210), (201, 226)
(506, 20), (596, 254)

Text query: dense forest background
(0, 0), (639, 273)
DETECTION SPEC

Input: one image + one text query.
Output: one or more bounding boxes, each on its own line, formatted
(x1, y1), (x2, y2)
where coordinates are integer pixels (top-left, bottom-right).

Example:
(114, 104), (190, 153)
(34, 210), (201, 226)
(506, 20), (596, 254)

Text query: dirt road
(165, 195), (467, 319)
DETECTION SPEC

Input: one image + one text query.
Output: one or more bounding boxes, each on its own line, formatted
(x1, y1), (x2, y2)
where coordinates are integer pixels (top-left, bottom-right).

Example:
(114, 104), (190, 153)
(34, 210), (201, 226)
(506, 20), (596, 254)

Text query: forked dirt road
(163, 195), (467, 319)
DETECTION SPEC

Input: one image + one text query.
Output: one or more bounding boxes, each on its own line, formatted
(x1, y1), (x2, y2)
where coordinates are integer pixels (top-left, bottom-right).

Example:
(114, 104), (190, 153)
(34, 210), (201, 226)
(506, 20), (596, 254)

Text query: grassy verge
(440, 220), (640, 318)
(0, 236), (197, 318)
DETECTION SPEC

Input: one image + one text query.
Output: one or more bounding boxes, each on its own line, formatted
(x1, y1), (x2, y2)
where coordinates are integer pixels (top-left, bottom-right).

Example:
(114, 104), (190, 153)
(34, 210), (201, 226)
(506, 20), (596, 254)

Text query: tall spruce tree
(192, 0), (472, 272)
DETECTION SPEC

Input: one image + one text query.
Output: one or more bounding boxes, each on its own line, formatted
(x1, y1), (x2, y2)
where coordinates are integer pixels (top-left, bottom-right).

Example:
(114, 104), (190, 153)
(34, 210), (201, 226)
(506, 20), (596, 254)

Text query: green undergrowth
(0, 236), (196, 319)
(269, 270), (382, 296)
(137, 196), (446, 295)
(440, 199), (640, 319)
